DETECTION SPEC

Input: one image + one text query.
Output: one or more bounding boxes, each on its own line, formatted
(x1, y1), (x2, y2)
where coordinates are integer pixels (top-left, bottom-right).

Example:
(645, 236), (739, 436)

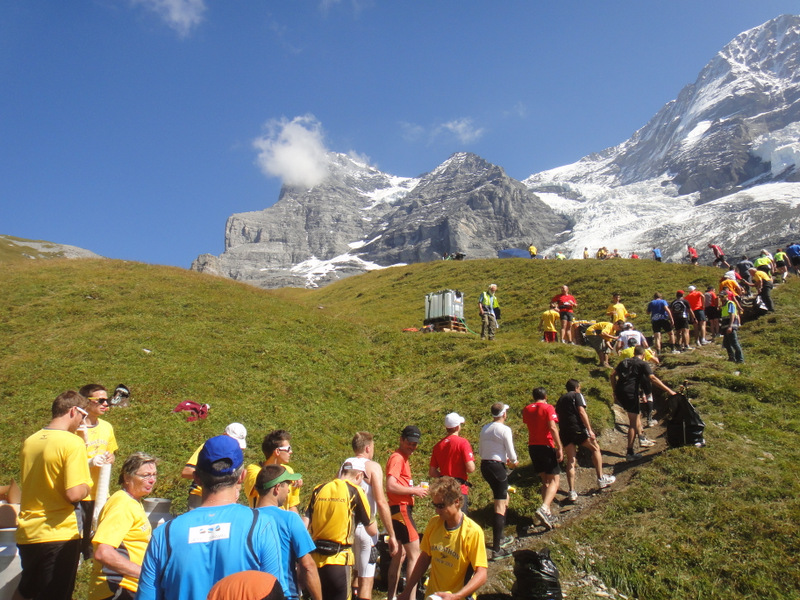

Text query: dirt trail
(479, 401), (672, 598)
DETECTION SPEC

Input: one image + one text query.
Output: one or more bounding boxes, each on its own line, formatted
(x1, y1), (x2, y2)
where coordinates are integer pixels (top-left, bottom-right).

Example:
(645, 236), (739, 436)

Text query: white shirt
(479, 421), (517, 463)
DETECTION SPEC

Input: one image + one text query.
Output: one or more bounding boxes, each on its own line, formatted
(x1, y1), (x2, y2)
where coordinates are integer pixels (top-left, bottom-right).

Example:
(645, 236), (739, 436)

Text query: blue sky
(2, 1), (797, 267)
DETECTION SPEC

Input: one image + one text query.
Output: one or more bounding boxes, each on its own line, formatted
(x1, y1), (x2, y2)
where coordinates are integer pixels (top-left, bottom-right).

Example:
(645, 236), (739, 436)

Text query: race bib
(188, 522), (231, 544)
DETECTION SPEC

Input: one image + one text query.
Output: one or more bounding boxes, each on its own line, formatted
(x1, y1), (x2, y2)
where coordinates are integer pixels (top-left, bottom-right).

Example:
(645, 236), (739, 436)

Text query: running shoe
(567, 490), (578, 502)
(639, 437), (656, 447)
(536, 507), (555, 531)
(626, 452), (642, 462)
(647, 418), (657, 427)
(597, 474), (616, 489)
(490, 547), (512, 561)
(499, 535), (514, 549)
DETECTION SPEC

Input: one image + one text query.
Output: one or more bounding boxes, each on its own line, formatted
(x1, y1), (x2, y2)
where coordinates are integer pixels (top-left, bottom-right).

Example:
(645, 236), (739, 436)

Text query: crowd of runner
(9, 242), (797, 600)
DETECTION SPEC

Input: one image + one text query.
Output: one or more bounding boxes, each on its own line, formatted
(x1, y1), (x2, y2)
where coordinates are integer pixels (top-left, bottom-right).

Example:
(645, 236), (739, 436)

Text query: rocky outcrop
(194, 152), (569, 288)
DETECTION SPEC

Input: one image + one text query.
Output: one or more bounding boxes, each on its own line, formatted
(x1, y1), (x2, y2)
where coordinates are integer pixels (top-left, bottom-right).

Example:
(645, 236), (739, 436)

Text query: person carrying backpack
(610, 347), (677, 461)
(670, 291), (694, 352)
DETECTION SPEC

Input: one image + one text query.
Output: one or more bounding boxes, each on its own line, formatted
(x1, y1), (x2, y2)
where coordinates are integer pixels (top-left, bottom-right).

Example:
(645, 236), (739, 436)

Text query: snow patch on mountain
(361, 175), (420, 210)
(752, 122), (800, 177)
(287, 252), (404, 288)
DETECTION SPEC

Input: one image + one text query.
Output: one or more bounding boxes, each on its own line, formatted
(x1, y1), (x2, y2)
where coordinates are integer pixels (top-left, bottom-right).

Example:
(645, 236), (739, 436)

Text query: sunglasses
(75, 406), (89, 418)
(89, 397), (110, 405)
(431, 501), (447, 510)
(277, 446), (292, 453)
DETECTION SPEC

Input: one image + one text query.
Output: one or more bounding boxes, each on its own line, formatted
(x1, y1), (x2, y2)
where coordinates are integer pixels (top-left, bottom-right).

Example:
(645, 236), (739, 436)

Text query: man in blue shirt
(652, 247), (662, 262)
(256, 465), (321, 600)
(136, 436), (281, 600)
(786, 242), (800, 276)
(647, 292), (676, 353)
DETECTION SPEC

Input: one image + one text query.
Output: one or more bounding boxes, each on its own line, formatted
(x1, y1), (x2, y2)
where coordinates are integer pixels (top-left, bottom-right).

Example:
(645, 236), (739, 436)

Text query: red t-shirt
(429, 435), (475, 494)
(522, 402), (558, 447)
(386, 451), (413, 506)
(551, 294), (576, 313)
(685, 290), (704, 311)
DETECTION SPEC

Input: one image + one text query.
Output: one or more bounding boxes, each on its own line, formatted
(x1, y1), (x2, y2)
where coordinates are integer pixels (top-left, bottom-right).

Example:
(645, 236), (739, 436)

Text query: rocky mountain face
(525, 14), (800, 261)
(194, 15), (800, 287)
(193, 153), (568, 288)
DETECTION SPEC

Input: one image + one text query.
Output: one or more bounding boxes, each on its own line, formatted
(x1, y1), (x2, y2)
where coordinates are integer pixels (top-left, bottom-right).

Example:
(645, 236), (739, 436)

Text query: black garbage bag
(666, 393), (706, 448)
(511, 548), (562, 600)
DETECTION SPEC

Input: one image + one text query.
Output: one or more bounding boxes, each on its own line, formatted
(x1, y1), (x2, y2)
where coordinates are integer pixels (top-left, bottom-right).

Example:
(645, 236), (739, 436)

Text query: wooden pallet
(428, 317), (467, 333)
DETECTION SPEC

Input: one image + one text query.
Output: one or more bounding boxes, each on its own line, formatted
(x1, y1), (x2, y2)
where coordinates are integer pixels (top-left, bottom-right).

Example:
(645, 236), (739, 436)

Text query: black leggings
(318, 564), (350, 600)
(480, 460), (509, 500)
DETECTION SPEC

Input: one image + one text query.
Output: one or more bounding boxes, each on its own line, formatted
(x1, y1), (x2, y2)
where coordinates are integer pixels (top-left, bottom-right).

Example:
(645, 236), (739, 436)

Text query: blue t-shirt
(647, 298), (670, 321)
(652, 248), (662, 259)
(786, 244), (800, 258)
(258, 506), (316, 600)
(136, 504), (281, 600)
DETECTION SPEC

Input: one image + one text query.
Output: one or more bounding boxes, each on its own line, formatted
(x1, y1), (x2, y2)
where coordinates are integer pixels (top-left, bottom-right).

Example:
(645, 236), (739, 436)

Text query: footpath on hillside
(476, 400), (671, 600)
(473, 334), (726, 600)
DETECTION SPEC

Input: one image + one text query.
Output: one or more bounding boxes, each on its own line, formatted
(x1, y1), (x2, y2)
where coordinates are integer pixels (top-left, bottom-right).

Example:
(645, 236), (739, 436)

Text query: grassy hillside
(1, 257), (798, 599)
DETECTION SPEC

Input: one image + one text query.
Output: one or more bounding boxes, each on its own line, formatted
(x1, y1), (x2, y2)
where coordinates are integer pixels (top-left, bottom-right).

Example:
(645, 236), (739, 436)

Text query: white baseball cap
(444, 412), (465, 428)
(224, 422), (247, 449)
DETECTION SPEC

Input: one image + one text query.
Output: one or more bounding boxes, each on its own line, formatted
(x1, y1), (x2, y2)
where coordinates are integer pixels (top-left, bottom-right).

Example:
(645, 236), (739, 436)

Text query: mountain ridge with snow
(194, 14), (800, 287)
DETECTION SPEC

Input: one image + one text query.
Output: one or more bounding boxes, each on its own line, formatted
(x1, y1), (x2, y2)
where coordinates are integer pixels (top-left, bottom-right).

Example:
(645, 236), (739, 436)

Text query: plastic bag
(511, 548), (562, 600)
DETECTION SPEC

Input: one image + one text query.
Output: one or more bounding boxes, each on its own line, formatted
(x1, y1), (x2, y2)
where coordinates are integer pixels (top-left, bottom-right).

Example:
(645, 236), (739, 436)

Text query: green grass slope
(2, 257), (799, 599)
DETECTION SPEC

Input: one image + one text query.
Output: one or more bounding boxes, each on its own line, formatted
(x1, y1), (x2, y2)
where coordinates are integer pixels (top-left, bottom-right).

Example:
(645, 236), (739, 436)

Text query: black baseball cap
(401, 425), (421, 442)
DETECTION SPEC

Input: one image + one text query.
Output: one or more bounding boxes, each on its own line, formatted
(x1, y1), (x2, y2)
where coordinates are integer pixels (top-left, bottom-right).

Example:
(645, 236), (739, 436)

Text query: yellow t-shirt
(420, 514), (488, 595)
(586, 322), (615, 338)
(619, 347), (655, 361)
(307, 479), (371, 567)
(243, 463), (301, 510)
(89, 490), (152, 599)
(16, 428), (92, 544)
(186, 443), (204, 497)
(719, 279), (740, 295)
(752, 270), (771, 285)
(606, 303), (630, 322)
(539, 309), (560, 333)
(84, 418), (118, 500)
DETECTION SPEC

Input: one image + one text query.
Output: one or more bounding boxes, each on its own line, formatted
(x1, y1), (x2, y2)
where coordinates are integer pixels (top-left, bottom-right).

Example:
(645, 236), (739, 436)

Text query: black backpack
(670, 299), (687, 318)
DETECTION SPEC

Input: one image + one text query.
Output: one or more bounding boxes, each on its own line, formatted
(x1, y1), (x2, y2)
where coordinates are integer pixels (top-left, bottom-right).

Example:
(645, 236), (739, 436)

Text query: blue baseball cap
(197, 435), (243, 475)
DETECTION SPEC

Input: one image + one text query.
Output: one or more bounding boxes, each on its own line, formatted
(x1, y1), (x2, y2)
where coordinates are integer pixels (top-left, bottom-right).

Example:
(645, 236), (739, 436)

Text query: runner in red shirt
(429, 412), (476, 514)
(684, 285), (708, 345)
(551, 285), (578, 344)
(521, 388), (563, 530)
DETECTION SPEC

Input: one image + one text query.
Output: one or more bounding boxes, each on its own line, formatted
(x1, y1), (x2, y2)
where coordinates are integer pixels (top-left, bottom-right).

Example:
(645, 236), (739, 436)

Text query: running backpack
(670, 299), (687, 318)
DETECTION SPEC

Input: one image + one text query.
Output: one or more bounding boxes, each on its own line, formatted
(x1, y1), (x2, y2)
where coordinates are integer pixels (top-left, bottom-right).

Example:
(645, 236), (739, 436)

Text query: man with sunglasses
(244, 429), (303, 514)
(397, 476), (487, 600)
(77, 384), (118, 560)
(15, 390), (92, 600)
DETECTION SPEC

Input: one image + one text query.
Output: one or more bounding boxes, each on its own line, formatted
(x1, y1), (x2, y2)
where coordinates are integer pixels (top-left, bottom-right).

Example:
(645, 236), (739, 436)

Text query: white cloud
(131, 0), (206, 37)
(253, 115), (330, 189)
(436, 118), (486, 144)
(401, 118), (486, 145)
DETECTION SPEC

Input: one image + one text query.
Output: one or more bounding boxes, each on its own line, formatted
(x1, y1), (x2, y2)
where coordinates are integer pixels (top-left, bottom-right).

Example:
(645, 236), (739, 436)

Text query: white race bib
(188, 522), (231, 544)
